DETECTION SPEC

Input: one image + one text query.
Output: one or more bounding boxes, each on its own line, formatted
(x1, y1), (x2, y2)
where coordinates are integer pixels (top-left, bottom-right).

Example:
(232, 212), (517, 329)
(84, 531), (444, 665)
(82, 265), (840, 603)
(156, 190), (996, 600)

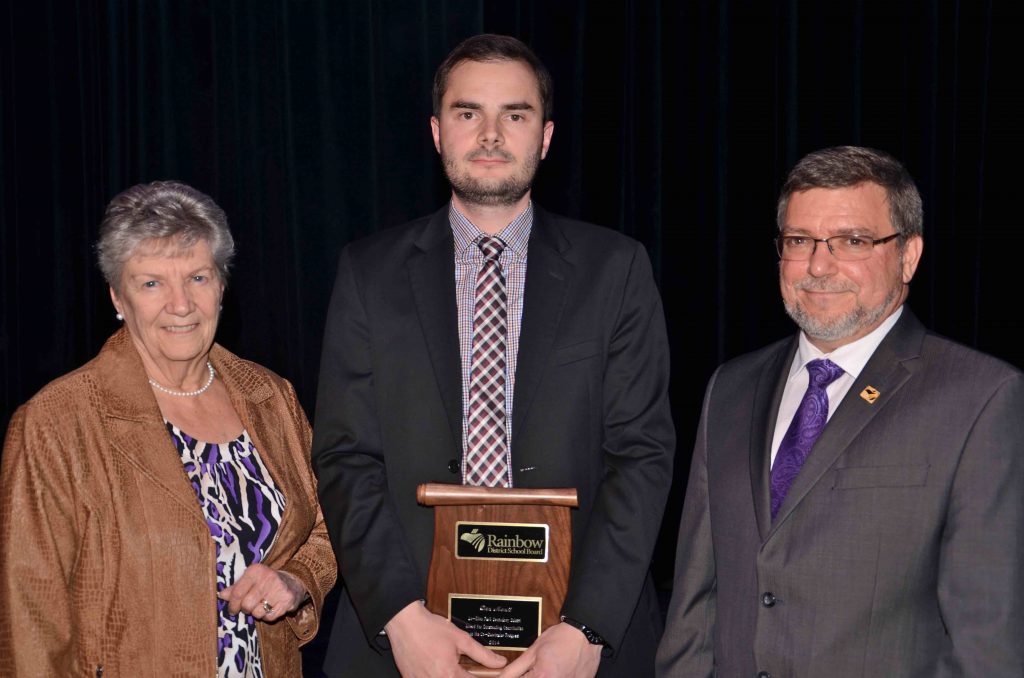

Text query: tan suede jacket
(0, 329), (336, 677)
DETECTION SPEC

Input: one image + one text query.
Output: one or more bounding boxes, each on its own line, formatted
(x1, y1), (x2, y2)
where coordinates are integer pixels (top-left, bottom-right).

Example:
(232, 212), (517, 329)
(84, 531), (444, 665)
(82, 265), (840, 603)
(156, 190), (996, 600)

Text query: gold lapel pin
(860, 386), (880, 404)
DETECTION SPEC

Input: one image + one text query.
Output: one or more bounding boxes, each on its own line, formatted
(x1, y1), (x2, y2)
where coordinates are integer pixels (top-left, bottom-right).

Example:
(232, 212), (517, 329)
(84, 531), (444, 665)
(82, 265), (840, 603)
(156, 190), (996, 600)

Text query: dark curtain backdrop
(2, 0), (1022, 669)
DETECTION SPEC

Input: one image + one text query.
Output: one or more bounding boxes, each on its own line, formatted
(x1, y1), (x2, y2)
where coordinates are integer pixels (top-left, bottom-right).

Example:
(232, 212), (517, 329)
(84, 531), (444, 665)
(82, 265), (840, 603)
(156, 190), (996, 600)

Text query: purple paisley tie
(770, 358), (845, 520)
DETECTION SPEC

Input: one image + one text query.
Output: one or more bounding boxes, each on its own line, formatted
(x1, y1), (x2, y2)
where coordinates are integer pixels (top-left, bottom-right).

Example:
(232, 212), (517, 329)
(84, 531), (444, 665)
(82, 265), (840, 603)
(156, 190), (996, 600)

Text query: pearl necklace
(148, 361), (216, 397)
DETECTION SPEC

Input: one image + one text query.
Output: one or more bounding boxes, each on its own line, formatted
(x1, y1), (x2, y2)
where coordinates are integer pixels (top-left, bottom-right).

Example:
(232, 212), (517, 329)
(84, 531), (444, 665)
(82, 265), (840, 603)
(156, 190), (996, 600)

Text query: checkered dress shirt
(450, 202), (532, 486)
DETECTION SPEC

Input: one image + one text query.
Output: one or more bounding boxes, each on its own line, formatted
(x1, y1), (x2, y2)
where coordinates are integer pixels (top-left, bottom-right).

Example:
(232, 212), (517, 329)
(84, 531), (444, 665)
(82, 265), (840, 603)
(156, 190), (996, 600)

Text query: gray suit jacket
(656, 309), (1024, 677)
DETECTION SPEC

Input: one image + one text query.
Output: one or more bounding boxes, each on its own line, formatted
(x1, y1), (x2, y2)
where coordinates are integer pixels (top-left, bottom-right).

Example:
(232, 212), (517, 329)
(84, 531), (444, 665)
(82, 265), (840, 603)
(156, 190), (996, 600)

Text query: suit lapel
(99, 330), (209, 524)
(511, 210), (572, 465)
(749, 340), (797, 541)
(407, 209), (463, 450)
(767, 310), (925, 535)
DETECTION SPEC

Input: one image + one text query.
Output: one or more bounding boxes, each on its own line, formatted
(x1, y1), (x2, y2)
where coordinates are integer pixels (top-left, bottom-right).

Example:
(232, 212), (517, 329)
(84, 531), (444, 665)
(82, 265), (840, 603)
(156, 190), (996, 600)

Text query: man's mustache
(465, 149), (514, 162)
(792, 279), (857, 293)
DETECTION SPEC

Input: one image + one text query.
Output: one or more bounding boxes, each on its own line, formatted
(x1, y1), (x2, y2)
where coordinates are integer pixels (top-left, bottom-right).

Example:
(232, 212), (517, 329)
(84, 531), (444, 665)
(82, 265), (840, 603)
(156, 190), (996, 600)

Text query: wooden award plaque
(417, 483), (578, 677)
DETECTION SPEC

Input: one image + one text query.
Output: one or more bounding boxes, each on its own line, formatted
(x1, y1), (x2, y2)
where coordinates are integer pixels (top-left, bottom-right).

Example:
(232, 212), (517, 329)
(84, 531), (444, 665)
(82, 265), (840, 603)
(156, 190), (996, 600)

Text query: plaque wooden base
(417, 484), (578, 677)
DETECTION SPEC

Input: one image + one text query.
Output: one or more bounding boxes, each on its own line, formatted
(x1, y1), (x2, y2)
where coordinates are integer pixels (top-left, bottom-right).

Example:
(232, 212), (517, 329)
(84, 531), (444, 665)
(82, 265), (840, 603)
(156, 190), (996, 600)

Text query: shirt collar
(449, 201), (533, 257)
(788, 305), (904, 382)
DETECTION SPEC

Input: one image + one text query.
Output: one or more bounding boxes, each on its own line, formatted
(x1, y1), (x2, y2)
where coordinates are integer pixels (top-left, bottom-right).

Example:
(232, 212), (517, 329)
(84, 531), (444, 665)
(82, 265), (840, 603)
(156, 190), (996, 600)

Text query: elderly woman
(0, 181), (336, 676)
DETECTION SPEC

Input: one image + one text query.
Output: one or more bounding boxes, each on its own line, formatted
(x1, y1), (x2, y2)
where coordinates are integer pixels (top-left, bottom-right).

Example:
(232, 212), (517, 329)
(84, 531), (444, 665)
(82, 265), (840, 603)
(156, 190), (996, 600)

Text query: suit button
(447, 459), (459, 474)
(757, 672), (771, 678)
(761, 592), (776, 608)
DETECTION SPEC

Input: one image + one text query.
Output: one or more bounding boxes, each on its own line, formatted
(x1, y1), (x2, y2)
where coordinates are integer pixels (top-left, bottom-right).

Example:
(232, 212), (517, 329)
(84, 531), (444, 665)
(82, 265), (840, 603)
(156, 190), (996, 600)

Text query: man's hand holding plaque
(497, 622), (601, 678)
(385, 600), (507, 678)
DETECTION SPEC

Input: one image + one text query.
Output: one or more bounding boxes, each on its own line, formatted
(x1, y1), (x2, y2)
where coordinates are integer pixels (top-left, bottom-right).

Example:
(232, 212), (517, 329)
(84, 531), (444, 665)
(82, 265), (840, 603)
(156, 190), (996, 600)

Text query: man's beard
(783, 276), (902, 344)
(442, 145), (542, 208)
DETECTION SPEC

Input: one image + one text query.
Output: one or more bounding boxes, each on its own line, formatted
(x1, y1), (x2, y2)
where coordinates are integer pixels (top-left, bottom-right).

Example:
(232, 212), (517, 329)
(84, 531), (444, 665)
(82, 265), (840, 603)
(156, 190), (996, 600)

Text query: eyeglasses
(775, 233), (901, 261)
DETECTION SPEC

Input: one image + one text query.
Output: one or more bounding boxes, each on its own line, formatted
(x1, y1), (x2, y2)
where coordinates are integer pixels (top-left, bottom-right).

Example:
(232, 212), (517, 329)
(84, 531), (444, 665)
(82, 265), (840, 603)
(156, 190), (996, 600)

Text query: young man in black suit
(314, 34), (674, 677)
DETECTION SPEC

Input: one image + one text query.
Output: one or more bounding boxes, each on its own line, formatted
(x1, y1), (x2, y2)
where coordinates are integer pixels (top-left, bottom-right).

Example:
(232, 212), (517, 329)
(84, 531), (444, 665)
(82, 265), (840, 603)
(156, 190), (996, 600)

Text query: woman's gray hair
(96, 180), (235, 289)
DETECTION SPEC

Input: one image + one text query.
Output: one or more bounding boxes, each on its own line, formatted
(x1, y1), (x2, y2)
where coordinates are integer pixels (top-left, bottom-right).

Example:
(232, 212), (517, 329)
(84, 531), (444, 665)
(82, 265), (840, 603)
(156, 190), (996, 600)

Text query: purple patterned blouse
(166, 422), (286, 678)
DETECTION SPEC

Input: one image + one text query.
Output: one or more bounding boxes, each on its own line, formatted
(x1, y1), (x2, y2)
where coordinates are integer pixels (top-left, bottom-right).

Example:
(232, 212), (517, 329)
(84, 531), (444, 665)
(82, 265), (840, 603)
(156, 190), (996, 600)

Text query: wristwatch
(560, 615), (606, 645)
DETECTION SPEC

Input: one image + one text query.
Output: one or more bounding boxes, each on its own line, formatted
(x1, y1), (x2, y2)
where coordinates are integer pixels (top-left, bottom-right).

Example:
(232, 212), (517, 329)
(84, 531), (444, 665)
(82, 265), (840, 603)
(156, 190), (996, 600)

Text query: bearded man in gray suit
(656, 146), (1024, 677)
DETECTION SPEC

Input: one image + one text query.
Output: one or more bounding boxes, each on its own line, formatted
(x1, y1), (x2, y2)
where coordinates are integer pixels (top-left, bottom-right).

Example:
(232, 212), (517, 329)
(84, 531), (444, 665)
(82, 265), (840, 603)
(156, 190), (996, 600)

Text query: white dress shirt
(770, 306), (904, 467)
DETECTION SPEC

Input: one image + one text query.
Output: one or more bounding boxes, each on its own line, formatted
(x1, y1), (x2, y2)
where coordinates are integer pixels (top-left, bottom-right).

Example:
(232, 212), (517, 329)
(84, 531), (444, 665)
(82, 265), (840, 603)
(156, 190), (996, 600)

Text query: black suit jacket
(314, 206), (675, 676)
(656, 309), (1024, 677)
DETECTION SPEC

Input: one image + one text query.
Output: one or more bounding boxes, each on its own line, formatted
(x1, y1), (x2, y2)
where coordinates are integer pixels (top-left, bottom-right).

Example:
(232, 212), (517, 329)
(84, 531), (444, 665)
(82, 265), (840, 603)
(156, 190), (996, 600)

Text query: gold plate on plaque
(448, 593), (543, 651)
(455, 521), (550, 563)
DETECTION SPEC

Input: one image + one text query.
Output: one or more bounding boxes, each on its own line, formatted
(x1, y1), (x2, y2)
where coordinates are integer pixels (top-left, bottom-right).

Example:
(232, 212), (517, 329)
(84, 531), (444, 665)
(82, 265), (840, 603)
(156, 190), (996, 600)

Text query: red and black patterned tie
(464, 236), (509, 487)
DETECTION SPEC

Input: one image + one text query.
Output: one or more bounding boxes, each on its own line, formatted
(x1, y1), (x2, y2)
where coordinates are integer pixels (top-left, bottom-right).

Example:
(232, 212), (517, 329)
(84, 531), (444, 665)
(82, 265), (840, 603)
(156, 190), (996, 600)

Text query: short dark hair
(432, 34), (554, 121)
(777, 146), (923, 239)
(96, 180), (235, 291)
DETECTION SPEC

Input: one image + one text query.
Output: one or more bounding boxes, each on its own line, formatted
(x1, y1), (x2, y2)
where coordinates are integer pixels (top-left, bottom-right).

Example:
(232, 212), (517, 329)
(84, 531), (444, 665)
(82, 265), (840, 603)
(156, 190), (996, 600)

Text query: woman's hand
(219, 563), (308, 622)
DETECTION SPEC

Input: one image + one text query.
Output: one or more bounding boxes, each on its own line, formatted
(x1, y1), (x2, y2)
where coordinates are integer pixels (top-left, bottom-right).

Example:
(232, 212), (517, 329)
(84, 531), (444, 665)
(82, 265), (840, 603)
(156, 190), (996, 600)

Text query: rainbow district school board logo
(461, 529), (488, 552)
(455, 522), (549, 562)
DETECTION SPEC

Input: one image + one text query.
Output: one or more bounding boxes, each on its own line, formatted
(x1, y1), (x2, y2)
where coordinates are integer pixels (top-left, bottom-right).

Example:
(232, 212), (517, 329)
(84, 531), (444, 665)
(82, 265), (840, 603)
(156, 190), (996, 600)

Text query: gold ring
(262, 600), (274, 614)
